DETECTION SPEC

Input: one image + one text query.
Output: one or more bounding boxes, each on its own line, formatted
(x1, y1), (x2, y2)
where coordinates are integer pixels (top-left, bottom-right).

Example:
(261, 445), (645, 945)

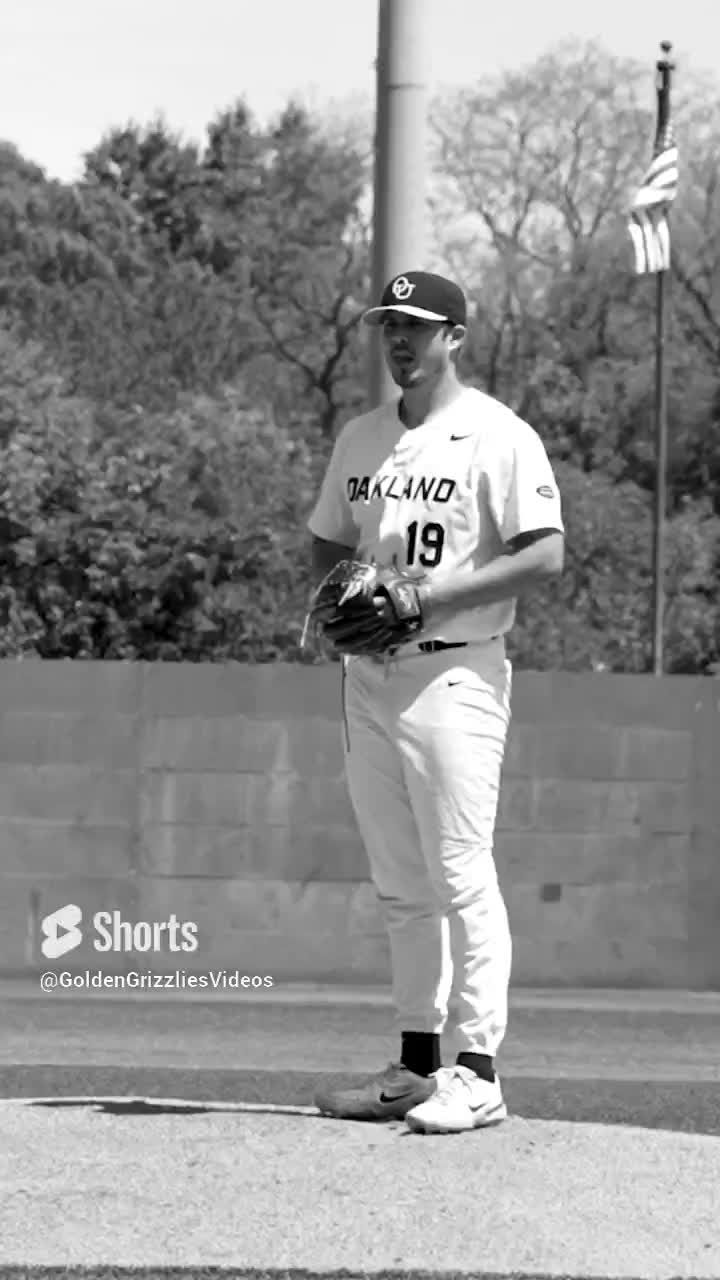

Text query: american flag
(628, 116), (679, 274)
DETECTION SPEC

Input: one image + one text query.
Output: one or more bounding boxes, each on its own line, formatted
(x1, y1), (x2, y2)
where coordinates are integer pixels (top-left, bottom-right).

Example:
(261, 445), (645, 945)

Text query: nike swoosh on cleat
(378, 1090), (416, 1104)
(469, 1101), (506, 1116)
(450, 434), (472, 441)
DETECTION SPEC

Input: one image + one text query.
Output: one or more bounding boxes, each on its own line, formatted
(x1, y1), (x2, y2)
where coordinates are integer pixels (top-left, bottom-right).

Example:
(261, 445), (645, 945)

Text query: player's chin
(390, 363), (421, 387)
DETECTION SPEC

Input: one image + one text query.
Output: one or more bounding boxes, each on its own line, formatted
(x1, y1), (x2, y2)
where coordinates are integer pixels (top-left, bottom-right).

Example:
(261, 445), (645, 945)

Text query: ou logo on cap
(391, 276), (415, 300)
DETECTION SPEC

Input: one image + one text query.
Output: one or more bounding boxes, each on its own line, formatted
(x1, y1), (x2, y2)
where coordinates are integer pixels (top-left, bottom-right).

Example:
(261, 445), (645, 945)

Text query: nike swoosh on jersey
(450, 434), (472, 441)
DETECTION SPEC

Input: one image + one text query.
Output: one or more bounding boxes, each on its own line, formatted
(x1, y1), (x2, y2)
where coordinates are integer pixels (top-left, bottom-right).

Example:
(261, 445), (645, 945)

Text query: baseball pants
(341, 639), (513, 1059)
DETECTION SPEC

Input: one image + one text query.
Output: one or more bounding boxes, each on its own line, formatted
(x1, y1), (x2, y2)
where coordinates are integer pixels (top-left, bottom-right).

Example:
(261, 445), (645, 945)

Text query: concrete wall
(0, 661), (718, 989)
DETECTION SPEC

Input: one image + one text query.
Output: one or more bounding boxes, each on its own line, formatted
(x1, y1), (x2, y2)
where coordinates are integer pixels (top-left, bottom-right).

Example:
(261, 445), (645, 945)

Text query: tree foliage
(0, 338), (320, 660)
(432, 40), (720, 518)
(0, 42), (717, 671)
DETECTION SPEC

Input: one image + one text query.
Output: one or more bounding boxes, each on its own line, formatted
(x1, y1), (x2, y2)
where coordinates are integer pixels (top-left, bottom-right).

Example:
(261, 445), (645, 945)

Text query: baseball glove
(301, 560), (426, 655)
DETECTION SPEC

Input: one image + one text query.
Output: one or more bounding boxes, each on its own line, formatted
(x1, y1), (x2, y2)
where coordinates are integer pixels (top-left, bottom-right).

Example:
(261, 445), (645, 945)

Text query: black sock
(456, 1051), (495, 1083)
(400, 1031), (442, 1077)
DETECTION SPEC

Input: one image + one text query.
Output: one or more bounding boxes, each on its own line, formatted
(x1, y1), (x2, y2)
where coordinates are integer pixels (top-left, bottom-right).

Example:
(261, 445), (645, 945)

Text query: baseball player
(306, 270), (564, 1134)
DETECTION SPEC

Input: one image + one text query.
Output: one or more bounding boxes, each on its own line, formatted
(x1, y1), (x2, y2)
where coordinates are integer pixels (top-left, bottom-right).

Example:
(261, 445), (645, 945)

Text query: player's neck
(398, 371), (465, 430)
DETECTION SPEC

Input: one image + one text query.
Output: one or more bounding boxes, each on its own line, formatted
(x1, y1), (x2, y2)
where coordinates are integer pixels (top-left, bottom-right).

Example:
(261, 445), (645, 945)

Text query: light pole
(368, 0), (431, 407)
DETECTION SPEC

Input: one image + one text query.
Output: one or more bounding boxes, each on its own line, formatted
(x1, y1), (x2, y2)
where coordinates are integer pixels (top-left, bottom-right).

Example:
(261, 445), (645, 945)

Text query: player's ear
(447, 323), (466, 359)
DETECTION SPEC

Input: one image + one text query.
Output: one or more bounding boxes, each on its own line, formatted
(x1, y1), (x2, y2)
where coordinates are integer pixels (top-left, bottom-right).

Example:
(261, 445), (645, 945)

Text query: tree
(0, 356), (321, 660)
(76, 104), (371, 431)
(431, 42), (651, 390)
(509, 460), (720, 673)
(0, 55), (717, 673)
(83, 117), (209, 261)
(430, 39), (720, 513)
(202, 102), (371, 435)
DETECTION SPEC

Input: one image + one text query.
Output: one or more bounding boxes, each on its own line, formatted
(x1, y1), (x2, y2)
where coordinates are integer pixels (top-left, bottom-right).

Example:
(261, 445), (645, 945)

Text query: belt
(369, 638), (498, 664)
(417, 641), (468, 653)
(376, 641), (468, 661)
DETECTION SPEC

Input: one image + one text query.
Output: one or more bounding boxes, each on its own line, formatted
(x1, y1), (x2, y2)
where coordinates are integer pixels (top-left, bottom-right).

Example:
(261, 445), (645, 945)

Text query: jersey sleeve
(487, 420), (564, 543)
(306, 426), (358, 548)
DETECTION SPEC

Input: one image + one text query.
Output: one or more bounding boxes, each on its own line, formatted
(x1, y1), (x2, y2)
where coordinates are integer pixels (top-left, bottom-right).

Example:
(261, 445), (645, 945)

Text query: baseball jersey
(307, 386), (564, 646)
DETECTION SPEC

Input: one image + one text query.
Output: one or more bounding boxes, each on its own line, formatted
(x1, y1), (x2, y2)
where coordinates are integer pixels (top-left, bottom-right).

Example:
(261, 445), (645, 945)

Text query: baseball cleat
(404, 1064), (507, 1133)
(313, 1061), (436, 1120)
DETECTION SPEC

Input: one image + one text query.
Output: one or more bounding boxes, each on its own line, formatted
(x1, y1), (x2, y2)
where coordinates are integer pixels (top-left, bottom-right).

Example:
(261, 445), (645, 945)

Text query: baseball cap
(362, 271), (467, 327)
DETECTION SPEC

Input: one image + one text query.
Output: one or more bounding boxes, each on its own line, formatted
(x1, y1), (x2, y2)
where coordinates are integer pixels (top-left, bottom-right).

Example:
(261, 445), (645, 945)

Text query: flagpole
(651, 41), (674, 677)
(652, 248), (668, 676)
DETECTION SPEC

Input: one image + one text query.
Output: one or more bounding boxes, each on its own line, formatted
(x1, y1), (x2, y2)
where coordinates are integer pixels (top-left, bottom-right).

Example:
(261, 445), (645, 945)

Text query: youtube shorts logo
(37, 903), (199, 958)
(41, 903), (83, 959)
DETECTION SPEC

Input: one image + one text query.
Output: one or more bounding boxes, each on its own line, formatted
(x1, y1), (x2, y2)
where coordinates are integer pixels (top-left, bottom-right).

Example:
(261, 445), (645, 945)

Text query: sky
(1, 0), (717, 183)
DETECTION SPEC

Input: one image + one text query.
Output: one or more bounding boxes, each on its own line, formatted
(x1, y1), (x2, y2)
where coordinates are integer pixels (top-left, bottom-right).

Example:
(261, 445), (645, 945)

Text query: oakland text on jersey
(346, 474), (457, 505)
